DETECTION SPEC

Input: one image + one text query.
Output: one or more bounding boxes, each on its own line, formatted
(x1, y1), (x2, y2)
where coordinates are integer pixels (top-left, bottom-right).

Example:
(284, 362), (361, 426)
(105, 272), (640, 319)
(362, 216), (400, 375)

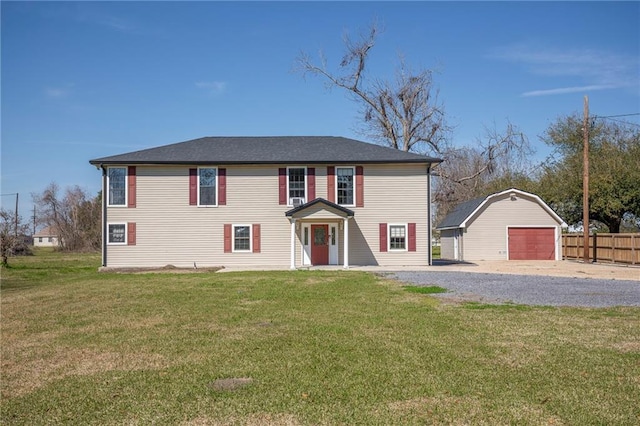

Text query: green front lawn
(1, 249), (638, 425)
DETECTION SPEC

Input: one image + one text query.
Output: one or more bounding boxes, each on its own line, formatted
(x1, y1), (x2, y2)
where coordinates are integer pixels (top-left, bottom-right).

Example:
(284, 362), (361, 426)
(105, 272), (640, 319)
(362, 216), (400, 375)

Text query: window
(48, 237), (53, 243)
(108, 167), (126, 206)
(108, 223), (126, 245)
(233, 225), (251, 252)
(336, 167), (354, 205)
(38, 237), (43, 243)
(389, 225), (407, 251)
(199, 167), (217, 206)
(288, 167), (306, 204)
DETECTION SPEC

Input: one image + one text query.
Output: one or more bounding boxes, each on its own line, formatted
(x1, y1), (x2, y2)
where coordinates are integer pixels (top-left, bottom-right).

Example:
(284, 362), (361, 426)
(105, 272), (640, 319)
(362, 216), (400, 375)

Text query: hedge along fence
(562, 233), (640, 265)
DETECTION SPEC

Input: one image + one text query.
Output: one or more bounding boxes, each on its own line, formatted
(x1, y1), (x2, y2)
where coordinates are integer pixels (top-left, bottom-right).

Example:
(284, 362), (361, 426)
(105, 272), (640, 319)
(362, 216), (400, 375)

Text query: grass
(403, 285), (448, 294)
(1, 249), (639, 425)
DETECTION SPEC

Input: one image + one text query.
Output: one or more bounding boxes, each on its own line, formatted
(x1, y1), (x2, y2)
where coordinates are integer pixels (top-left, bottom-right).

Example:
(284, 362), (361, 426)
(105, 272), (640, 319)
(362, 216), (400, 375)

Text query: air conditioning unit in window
(292, 197), (305, 207)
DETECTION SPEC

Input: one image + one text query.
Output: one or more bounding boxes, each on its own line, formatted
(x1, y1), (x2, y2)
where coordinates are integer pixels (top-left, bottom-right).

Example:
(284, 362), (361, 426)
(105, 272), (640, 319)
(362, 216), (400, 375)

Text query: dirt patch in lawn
(99, 265), (224, 274)
(208, 377), (254, 392)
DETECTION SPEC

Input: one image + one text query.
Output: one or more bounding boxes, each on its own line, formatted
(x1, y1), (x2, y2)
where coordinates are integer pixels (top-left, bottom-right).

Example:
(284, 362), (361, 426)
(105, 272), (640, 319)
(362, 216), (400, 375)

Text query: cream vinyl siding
(342, 164), (428, 266)
(105, 163), (431, 268)
(462, 193), (561, 261)
(107, 165), (290, 268)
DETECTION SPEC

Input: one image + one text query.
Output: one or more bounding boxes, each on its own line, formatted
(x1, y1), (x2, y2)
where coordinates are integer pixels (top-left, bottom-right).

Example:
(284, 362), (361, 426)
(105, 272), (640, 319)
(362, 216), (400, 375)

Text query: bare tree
(297, 23), (450, 154)
(0, 209), (30, 266)
(33, 183), (101, 252)
(433, 122), (535, 223)
(297, 23), (535, 222)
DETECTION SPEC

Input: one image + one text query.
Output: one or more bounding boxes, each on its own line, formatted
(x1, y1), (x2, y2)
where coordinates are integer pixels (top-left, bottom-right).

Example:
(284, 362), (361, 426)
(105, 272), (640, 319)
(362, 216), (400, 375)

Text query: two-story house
(89, 136), (441, 269)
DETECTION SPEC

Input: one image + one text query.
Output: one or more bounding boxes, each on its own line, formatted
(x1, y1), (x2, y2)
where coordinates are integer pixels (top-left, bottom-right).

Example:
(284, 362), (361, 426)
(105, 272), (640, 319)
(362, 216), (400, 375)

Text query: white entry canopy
(285, 198), (354, 269)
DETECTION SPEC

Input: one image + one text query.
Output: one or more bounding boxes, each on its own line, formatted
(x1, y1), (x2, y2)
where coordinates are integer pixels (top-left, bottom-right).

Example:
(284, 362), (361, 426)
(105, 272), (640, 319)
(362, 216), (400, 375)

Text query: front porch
(285, 198), (354, 269)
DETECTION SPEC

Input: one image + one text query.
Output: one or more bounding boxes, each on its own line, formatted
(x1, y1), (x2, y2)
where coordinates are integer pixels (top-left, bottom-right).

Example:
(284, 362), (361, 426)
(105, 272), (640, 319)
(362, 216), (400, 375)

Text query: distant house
(33, 226), (60, 247)
(436, 188), (567, 261)
(89, 136), (442, 269)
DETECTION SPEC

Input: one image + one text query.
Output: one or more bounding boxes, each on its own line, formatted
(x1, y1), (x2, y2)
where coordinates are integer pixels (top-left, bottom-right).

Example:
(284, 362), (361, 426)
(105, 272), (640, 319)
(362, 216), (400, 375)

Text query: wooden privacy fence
(562, 233), (640, 265)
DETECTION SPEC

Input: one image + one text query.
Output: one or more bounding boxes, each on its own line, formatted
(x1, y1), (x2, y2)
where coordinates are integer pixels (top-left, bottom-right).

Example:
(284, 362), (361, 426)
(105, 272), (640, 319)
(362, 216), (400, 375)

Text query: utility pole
(583, 96), (590, 263)
(15, 193), (19, 237)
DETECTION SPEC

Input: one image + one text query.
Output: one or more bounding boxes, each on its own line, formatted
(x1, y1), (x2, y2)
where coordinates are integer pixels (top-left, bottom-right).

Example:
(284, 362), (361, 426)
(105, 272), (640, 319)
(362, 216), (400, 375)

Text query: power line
(594, 113), (640, 119)
(592, 113), (640, 128)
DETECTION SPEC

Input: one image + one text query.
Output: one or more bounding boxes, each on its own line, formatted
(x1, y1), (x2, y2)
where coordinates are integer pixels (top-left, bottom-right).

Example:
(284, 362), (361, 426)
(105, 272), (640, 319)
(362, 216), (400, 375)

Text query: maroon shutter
(408, 223), (417, 252)
(224, 224), (232, 253)
(189, 168), (198, 205)
(278, 168), (287, 205)
(356, 166), (364, 207)
(307, 168), (315, 202)
(252, 224), (261, 253)
(327, 166), (335, 203)
(379, 223), (388, 252)
(218, 168), (226, 205)
(127, 166), (136, 208)
(127, 222), (136, 246)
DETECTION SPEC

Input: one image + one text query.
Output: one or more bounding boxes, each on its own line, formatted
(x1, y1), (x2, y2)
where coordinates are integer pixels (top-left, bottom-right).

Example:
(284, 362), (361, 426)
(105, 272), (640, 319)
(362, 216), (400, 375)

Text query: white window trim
(198, 166), (218, 207)
(335, 166), (356, 207)
(107, 222), (127, 245)
(107, 166), (128, 207)
(232, 224), (252, 253)
(388, 223), (408, 252)
(287, 166), (307, 206)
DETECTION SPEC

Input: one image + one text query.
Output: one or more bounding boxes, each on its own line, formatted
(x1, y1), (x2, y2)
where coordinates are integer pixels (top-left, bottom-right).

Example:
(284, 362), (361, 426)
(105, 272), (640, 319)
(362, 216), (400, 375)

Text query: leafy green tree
(538, 114), (640, 233)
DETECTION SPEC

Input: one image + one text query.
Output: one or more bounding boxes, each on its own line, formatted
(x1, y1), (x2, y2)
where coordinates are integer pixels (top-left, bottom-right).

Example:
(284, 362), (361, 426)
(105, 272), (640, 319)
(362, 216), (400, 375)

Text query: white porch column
(290, 219), (296, 269)
(343, 217), (350, 269)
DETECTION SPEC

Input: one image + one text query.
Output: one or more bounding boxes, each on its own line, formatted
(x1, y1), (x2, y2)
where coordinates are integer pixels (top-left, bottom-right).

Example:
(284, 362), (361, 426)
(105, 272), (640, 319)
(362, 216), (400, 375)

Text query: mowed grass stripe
(1, 249), (638, 425)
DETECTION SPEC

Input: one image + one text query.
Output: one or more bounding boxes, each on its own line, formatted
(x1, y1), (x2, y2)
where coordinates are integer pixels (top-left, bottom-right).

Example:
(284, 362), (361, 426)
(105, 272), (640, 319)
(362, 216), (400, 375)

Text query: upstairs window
(108, 167), (126, 206)
(336, 167), (355, 206)
(288, 167), (306, 205)
(199, 167), (217, 206)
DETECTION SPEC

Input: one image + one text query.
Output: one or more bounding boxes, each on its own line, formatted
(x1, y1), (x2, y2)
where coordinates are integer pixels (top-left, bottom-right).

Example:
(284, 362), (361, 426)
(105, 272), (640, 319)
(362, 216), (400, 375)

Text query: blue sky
(2, 1), (639, 222)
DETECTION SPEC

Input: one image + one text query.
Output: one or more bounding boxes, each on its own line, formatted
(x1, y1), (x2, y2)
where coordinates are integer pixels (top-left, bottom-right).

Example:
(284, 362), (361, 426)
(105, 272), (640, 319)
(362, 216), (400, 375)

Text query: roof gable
(285, 198), (354, 218)
(89, 136), (442, 165)
(436, 188), (566, 230)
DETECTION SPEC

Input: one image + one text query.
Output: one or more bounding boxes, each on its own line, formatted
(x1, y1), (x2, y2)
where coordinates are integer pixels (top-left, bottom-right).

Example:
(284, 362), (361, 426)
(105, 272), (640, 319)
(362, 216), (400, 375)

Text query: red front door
(311, 224), (329, 265)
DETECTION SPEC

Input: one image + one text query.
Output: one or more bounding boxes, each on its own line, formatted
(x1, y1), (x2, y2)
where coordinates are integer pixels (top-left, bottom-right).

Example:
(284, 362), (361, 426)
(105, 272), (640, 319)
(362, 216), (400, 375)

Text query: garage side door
(508, 227), (555, 260)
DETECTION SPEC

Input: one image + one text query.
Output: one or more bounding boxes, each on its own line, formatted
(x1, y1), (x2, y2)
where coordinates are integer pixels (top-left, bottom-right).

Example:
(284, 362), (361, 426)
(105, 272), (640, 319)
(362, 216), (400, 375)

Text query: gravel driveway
(388, 271), (640, 307)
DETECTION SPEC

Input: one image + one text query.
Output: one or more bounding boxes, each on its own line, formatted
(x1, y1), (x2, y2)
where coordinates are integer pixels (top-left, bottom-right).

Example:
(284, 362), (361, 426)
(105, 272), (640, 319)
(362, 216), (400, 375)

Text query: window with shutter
(278, 168), (287, 205)
(218, 168), (226, 205)
(379, 223), (388, 252)
(327, 166), (335, 203)
(127, 166), (136, 208)
(307, 168), (316, 201)
(408, 223), (417, 252)
(107, 167), (127, 207)
(127, 222), (136, 246)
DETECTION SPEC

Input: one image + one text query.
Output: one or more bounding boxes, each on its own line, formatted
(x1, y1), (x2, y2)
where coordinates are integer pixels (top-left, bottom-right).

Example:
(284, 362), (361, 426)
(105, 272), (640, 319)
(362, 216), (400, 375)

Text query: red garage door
(508, 228), (555, 260)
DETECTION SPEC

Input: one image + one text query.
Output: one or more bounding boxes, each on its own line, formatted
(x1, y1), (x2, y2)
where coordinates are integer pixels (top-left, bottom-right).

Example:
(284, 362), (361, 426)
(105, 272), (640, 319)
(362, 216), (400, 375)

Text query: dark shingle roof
(89, 136), (442, 165)
(436, 196), (485, 229)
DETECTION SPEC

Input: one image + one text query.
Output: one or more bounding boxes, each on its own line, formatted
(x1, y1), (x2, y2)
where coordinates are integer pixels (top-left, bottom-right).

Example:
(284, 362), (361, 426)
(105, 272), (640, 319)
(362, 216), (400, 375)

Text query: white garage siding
(462, 193), (562, 261)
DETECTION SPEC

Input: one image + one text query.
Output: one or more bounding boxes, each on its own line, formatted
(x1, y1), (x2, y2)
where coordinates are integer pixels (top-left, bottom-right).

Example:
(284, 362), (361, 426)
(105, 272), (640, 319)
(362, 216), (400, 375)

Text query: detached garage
(436, 188), (567, 261)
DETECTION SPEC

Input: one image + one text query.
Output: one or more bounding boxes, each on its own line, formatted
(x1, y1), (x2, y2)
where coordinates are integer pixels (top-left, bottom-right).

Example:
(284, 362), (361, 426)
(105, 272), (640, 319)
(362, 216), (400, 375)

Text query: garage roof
(436, 188), (567, 230)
